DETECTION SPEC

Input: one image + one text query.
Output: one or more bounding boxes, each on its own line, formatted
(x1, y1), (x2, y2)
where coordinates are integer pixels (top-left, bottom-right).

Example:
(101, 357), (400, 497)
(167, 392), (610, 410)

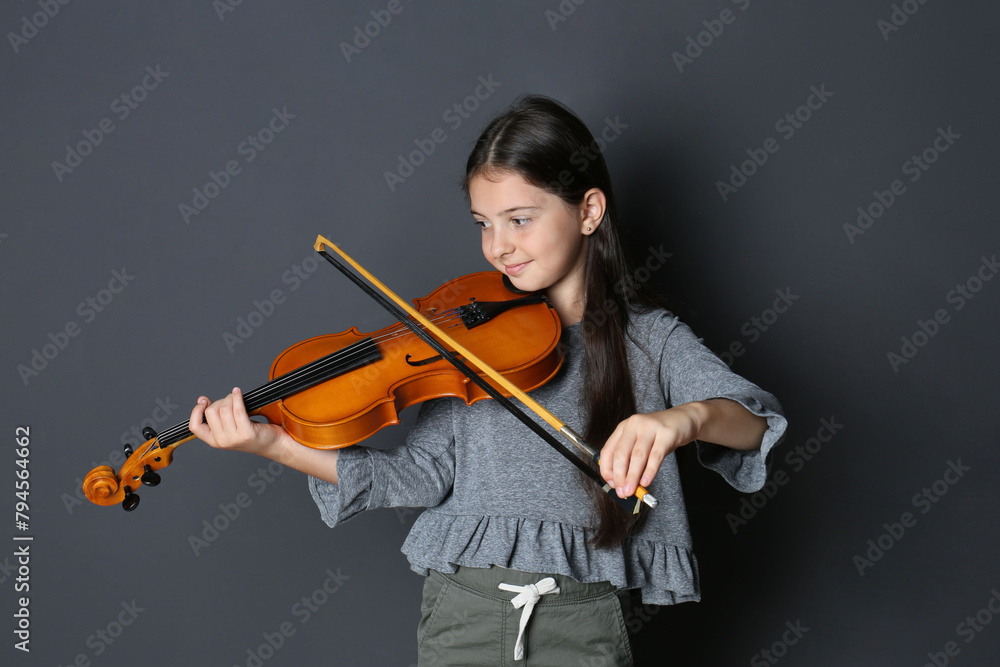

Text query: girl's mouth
(503, 261), (530, 276)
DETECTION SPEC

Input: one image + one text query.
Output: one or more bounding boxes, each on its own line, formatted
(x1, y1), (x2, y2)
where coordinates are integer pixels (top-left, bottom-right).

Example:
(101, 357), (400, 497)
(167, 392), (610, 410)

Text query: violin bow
(313, 234), (657, 514)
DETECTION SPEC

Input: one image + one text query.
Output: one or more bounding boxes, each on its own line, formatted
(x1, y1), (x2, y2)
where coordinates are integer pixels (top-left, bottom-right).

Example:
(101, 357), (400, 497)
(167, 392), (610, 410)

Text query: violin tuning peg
(122, 486), (140, 511)
(123, 443), (134, 458)
(142, 427), (158, 440)
(140, 465), (161, 487)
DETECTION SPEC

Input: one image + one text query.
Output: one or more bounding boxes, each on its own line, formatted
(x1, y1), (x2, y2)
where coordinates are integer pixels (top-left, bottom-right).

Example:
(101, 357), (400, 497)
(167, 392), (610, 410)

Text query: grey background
(2, 1), (998, 665)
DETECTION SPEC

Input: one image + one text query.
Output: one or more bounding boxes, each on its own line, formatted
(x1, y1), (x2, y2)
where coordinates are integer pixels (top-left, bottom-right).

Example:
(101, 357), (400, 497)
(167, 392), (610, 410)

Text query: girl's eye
(511, 217), (530, 227)
(474, 219), (491, 229)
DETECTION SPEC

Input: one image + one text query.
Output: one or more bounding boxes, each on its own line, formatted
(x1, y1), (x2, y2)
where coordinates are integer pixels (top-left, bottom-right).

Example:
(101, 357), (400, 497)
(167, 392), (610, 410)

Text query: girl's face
(469, 171), (603, 323)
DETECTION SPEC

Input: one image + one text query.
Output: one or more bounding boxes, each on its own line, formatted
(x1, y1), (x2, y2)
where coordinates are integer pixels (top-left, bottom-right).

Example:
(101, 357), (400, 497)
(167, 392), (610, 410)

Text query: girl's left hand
(599, 405), (703, 498)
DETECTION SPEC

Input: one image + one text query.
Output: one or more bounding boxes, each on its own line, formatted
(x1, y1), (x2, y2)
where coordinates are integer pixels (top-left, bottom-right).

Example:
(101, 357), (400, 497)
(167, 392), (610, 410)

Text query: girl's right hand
(188, 387), (291, 460)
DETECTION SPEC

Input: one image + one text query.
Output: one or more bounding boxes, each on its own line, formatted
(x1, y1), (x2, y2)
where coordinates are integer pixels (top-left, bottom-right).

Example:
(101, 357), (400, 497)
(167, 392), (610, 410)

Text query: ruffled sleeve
(308, 398), (458, 527)
(652, 312), (787, 493)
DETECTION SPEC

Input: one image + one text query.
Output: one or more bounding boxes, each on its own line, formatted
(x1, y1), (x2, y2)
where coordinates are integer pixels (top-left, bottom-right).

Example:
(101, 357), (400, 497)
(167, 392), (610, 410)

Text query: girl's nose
(490, 225), (514, 258)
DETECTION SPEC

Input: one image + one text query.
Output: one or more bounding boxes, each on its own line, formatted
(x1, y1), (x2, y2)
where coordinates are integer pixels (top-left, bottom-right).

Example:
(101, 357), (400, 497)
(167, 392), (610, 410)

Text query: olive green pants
(417, 566), (635, 666)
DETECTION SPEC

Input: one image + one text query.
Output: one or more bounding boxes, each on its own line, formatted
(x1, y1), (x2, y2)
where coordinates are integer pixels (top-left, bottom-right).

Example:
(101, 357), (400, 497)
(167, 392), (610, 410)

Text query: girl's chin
(506, 276), (551, 295)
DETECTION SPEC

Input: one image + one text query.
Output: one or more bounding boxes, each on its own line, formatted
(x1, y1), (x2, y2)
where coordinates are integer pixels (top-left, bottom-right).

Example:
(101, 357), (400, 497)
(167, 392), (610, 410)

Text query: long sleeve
(308, 398), (458, 527)
(640, 311), (787, 493)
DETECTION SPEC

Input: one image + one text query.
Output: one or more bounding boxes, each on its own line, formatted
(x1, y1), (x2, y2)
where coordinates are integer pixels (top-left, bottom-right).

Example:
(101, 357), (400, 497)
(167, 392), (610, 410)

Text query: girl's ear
(579, 188), (607, 234)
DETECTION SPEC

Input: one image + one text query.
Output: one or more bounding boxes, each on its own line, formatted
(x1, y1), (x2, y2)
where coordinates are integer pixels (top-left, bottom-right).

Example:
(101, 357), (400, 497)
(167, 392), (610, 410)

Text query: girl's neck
(545, 272), (586, 326)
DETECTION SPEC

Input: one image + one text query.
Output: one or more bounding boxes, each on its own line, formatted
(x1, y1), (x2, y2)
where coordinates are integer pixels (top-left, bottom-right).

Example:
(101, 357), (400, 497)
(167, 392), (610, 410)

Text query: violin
(83, 236), (656, 512)
(82, 270), (563, 510)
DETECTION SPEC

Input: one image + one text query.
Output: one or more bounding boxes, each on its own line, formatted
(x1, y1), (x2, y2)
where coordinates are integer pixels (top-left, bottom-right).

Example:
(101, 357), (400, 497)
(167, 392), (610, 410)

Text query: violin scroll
(83, 436), (182, 509)
(82, 466), (119, 503)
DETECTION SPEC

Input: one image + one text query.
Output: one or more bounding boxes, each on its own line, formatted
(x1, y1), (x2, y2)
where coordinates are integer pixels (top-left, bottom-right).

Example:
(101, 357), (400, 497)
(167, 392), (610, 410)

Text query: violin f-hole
(405, 352), (465, 367)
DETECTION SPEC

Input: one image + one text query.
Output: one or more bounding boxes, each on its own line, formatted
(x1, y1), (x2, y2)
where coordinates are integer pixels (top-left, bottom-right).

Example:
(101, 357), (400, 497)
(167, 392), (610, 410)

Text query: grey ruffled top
(308, 309), (787, 605)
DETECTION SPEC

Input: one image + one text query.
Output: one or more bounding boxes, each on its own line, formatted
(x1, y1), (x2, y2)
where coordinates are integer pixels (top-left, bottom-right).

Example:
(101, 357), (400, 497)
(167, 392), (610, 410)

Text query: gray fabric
(309, 309), (787, 605)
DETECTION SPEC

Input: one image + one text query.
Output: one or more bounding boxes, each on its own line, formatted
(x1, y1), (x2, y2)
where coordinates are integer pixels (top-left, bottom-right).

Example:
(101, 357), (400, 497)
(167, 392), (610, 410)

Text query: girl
(189, 95), (787, 666)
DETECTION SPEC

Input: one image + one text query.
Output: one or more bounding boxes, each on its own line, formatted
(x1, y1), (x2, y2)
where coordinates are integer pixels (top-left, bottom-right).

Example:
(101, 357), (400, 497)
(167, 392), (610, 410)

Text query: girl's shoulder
(625, 306), (718, 366)
(621, 307), (682, 368)
(626, 306), (684, 343)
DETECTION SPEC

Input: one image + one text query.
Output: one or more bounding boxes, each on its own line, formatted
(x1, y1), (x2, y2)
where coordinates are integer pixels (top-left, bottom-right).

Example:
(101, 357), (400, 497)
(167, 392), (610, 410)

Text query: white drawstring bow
(498, 577), (561, 660)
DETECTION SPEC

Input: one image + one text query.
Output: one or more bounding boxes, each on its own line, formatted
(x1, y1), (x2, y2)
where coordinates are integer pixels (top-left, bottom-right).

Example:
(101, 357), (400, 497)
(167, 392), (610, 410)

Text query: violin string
(125, 308), (472, 470)
(223, 310), (468, 430)
(150, 312), (462, 446)
(361, 308), (468, 344)
(240, 309), (468, 405)
(198, 308), (464, 434)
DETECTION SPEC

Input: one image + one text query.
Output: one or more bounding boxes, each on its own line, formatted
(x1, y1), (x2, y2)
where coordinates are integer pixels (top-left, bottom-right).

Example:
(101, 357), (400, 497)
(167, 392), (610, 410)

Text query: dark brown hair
(463, 95), (662, 547)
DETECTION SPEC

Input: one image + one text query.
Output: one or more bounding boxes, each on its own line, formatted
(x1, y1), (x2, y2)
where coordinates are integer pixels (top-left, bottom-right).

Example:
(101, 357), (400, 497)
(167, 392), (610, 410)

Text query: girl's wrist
(677, 401), (709, 442)
(266, 429), (299, 465)
(687, 398), (768, 450)
(272, 429), (340, 484)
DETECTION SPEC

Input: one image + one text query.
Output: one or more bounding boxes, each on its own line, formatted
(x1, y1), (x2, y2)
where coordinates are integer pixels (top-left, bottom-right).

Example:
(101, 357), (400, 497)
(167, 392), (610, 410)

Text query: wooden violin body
(82, 271), (563, 509)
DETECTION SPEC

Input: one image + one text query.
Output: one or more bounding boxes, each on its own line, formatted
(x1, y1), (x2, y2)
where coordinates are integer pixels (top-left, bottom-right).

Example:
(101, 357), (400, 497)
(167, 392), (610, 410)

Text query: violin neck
(146, 337), (383, 451)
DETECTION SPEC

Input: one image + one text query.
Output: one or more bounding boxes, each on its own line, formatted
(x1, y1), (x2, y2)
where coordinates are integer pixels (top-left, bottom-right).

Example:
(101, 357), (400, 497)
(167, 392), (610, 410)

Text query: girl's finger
(189, 396), (212, 444)
(622, 430), (654, 497)
(230, 387), (251, 437)
(639, 439), (669, 489)
(612, 429), (637, 497)
(213, 394), (237, 435)
(599, 423), (624, 483)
